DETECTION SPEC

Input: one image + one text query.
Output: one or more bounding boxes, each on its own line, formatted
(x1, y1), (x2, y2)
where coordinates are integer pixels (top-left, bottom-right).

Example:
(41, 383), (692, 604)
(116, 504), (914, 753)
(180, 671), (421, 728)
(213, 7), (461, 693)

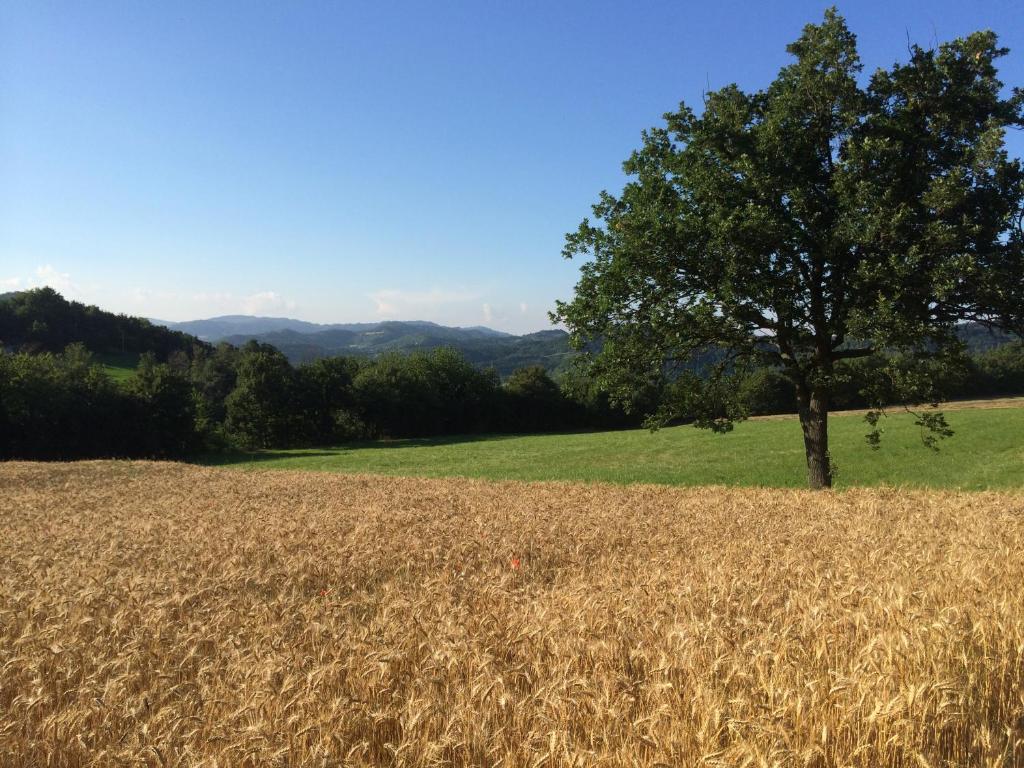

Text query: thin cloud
(183, 291), (298, 317)
(4, 264), (81, 297)
(242, 291), (296, 315)
(369, 287), (481, 319)
(35, 265), (77, 294)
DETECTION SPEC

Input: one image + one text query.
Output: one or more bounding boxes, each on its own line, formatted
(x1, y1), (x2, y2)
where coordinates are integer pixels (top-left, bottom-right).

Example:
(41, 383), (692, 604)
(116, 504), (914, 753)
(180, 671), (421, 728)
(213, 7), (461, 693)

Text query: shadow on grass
(338, 433), (526, 450)
(193, 431), (543, 467)
(197, 450), (345, 466)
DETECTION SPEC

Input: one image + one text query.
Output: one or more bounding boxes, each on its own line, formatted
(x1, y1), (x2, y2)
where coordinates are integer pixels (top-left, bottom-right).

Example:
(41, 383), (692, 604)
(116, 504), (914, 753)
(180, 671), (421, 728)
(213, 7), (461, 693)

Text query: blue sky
(2, 1), (1022, 333)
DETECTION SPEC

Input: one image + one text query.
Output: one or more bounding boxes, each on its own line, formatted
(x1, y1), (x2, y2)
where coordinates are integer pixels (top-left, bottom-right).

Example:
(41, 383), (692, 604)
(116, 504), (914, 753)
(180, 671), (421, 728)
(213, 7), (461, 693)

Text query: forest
(2, 288), (1022, 460)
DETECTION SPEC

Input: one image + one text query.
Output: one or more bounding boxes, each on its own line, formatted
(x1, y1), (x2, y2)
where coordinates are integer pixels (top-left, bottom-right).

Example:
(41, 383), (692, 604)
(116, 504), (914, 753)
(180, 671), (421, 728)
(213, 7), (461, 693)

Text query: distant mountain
(150, 312), (1024, 378)
(228, 327), (568, 376)
(11, 295), (1008, 380)
(150, 314), (568, 375)
(154, 315), (342, 339)
(155, 315), (515, 342)
(956, 322), (1018, 352)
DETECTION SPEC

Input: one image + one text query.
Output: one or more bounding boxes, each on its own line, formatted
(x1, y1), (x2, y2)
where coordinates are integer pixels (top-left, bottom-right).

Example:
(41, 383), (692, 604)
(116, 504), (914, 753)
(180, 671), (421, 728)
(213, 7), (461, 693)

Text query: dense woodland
(0, 287), (204, 359)
(1, 288), (1022, 460)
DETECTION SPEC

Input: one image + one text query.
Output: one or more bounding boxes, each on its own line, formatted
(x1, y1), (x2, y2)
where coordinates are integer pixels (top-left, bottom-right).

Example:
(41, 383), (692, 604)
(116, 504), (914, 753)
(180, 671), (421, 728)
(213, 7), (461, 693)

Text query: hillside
(6, 293), (1015, 380)
(954, 321), (1019, 352)
(0, 293), (571, 376)
(168, 317), (1019, 377)
(159, 316), (573, 375)
(157, 315), (513, 341)
(0, 288), (206, 360)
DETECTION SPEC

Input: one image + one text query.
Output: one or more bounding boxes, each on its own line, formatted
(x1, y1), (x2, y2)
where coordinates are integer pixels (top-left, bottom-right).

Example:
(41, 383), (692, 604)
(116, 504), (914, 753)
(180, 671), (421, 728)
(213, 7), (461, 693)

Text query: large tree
(554, 9), (1024, 489)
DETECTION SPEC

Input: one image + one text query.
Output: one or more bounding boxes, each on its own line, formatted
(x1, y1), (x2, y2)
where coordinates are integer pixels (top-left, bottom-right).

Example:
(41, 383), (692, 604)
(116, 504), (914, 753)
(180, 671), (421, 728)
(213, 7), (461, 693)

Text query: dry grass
(2, 462), (1023, 767)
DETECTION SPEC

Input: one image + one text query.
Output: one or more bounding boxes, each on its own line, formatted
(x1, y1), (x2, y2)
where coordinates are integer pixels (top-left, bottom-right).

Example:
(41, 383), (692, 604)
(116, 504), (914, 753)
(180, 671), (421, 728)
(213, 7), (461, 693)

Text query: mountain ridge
(151, 314), (571, 376)
(153, 315), (518, 341)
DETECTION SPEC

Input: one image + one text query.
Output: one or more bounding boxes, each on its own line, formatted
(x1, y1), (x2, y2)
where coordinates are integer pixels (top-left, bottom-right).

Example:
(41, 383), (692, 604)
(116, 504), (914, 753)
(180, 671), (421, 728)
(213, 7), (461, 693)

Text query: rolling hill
(2, 293), (572, 376)
(0, 288), (207, 360)
(7, 292), (1015, 380)
(155, 316), (573, 375)
(155, 315), (513, 341)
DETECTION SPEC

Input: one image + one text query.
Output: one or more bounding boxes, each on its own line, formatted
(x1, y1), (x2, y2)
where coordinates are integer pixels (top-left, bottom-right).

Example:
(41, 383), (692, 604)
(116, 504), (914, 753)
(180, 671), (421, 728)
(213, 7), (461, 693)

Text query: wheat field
(1, 462), (1023, 767)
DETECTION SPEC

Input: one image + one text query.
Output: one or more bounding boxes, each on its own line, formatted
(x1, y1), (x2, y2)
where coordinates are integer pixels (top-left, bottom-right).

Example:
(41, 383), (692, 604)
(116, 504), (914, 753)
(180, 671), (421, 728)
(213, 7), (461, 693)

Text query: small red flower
(510, 557), (522, 571)
(319, 588), (331, 597)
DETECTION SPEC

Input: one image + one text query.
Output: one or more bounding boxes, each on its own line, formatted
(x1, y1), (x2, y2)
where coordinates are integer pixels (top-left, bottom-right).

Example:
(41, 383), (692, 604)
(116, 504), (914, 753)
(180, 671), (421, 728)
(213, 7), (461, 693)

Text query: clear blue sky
(2, 1), (1021, 333)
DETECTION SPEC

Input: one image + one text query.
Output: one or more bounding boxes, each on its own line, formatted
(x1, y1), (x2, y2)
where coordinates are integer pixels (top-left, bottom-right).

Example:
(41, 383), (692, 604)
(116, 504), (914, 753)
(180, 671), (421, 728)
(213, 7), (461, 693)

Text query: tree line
(0, 340), (634, 460)
(2, 333), (1023, 461)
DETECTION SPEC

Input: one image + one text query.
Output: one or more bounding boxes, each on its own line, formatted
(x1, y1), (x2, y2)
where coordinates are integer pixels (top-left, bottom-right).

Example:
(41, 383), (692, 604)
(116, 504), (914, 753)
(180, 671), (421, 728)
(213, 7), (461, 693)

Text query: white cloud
(182, 291), (298, 317)
(369, 287), (481, 319)
(2, 264), (82, 297)
(241, 291), (296, 315)
(1, 263), (555, 333)
(34, 264), (77, 295)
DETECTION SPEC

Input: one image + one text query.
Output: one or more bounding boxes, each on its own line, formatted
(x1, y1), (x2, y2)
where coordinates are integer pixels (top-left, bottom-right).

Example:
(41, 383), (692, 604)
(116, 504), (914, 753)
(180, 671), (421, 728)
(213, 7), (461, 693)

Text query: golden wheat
(1, 461), (1022, 767)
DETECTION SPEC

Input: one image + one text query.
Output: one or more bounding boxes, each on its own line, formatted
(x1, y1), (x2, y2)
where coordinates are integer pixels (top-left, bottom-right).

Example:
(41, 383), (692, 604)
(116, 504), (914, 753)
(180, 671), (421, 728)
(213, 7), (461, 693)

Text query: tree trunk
(797, 386), (832, 490)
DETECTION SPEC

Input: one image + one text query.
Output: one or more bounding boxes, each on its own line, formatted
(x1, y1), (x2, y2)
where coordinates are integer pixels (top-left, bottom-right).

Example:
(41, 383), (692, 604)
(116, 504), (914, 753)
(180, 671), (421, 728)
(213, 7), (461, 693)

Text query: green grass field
(94, 352), (138, 382)
(203, 403), (1024, 489)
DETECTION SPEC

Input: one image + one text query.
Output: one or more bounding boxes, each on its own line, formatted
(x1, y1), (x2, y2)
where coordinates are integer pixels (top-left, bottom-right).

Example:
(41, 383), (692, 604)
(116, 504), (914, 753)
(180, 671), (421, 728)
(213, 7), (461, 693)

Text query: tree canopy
(554, 9), (1024, 488)
(0, 287), (204, 359)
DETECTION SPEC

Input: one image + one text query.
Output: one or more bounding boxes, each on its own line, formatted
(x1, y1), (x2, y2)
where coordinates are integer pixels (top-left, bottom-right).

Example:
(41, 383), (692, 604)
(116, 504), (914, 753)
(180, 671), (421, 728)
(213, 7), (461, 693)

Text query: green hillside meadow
(95, 352), (138, 383)
(206, 402), (1024, 489)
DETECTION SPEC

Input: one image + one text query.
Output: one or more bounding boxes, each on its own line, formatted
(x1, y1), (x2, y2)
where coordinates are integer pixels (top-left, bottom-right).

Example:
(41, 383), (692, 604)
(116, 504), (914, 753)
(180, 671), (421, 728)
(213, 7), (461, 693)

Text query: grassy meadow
(2, 461), (1022, 766)
(94, 351), (138, 382)
(206, 400), (1024, 490)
